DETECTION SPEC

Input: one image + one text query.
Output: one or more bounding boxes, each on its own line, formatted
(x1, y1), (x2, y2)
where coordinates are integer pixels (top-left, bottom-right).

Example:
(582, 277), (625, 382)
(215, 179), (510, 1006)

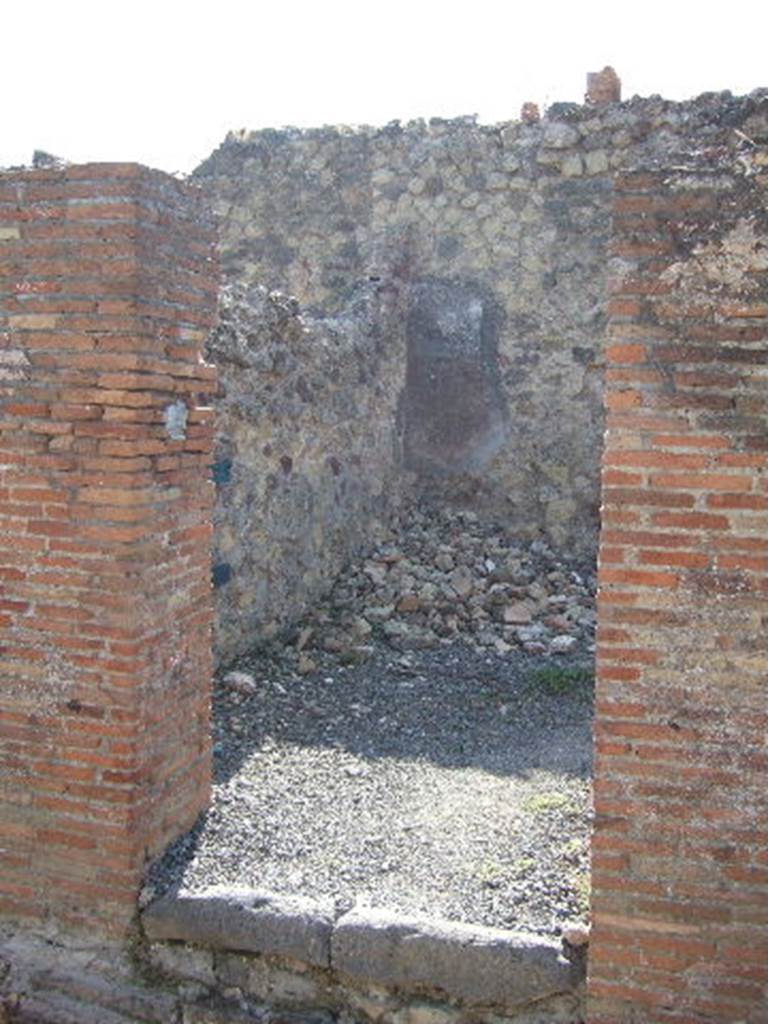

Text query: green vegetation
(524, 791), (572, 813)
(572, 870), (591, 915)
(473, 858), (506, 888)
(561, 837), (584, 862)
(513, 856), (536, 877)
(528, 663), (593, 697)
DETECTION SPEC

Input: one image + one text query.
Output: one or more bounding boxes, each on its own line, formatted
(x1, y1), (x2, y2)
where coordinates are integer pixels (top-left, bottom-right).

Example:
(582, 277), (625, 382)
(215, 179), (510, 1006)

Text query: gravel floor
(150, 640), (594, 938)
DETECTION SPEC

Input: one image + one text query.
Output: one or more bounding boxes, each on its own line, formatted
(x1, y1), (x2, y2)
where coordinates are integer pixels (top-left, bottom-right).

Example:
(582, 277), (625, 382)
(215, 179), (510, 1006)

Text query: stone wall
(195, 90), (768, 569)
(0, 890), (587, 1023)
(209, 279), (407, 661)
(590, 158), (768, 1019)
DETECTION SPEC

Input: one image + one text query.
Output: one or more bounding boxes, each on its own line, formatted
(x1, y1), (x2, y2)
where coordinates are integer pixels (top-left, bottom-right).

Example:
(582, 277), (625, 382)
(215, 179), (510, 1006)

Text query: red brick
(607, 300), (644, 318)
(654, 432), (731, 449)
(599, 665), (642, 682)
(601, 567), (680, 588)
(591, 170), (768, 1024)
(651, 510), (731, 531)
(606, 389), (644, 411)
(651, 472), (754, 492)
(708, 493), (768, 510)
(0, 163), (216, 940)
(606, 342), (651, 362)
(606, 450), (709, 470)
(598, 648), (660, 666)
(717, 553), (768, 573)
(602, 469), (643, 486)
(637, 549), (711, 569)
(607, 366), (664, 385)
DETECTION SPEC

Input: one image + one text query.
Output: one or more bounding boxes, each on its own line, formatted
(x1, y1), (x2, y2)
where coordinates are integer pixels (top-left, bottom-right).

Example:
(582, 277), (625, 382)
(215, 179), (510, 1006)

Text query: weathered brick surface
(586, 67), (621, 105)
(589, 166), (768, 1021)
(0, 164), (218, 935)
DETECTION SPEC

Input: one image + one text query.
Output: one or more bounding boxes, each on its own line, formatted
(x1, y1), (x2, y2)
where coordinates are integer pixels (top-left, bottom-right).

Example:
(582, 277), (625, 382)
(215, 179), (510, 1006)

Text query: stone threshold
(142, 887), (585, 1013)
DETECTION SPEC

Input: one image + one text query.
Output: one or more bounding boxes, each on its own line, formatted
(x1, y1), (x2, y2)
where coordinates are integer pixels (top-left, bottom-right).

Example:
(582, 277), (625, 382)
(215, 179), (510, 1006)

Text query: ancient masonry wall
(0, 103), (767, 1024)
(1, 892), (586, 1024)
(195, 106), (613, 560)
(195, 91), (768, 561)
(0, 164), (218, 935)
(209, 281), (407, 661)
(590, 161), (768, 1020)
(196, 91), (768, 659)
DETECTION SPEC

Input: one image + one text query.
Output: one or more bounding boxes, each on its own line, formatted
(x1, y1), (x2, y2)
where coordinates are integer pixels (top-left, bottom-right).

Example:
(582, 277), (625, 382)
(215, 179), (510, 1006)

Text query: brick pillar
(0, 164), (218, 936)
(589, 168), (768, 1020)
(586, 66), (621, 105)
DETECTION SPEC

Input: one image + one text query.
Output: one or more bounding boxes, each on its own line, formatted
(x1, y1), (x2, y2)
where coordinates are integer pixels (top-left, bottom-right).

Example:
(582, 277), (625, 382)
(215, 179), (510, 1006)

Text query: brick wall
(590, 167), (768, 1020)
(0, 164), (218, 936)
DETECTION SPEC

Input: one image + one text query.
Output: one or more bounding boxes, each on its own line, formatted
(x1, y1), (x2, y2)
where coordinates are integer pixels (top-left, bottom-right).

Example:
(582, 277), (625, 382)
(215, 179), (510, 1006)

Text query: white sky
(3, 0), (766, 175)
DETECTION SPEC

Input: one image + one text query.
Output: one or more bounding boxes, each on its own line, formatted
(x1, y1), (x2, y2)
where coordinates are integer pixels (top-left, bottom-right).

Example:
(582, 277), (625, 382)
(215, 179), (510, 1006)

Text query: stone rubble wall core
(197, 89), (768, 663)
(209, 281), (408, 661)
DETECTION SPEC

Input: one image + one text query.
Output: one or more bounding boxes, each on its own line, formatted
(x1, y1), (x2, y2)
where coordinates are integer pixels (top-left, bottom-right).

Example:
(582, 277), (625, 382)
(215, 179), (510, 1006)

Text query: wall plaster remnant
(164, 399), (189, 441)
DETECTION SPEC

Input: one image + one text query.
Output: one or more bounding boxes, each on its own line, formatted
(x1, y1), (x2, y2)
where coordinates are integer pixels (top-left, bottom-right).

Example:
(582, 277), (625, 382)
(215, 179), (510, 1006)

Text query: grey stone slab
(331, 908), (582, 1009)
(7, 993), (143, 1024)
(148, 942), (216, 985)
(142, 887), (335, 967)
(28, 969), (179, 1023)
(182, 999), (258, 1024)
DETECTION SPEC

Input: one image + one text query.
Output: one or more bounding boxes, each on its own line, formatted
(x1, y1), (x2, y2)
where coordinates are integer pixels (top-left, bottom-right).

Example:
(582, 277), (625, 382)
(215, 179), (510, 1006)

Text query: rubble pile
(289, 505), (597, 670)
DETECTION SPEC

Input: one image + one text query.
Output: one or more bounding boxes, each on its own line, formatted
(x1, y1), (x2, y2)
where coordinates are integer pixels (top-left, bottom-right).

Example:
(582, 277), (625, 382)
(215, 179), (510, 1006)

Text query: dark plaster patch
(401, 279), (508, 476)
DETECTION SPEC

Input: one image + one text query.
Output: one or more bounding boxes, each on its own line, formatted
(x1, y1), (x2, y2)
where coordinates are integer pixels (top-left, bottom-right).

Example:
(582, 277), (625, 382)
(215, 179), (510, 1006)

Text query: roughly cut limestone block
(585, 149), (609, 175)
(331, 908), (582, 1008)
(540, 123), (580, 149)
(148, 943), (216, 985)
(142, 888), (336, 968)
(183, 998), (270, 1024)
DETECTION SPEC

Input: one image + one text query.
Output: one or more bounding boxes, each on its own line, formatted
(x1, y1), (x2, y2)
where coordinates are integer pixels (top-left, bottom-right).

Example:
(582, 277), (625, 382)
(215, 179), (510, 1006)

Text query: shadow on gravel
(210, 643), (594, 787)
(149, 642), (594, 930)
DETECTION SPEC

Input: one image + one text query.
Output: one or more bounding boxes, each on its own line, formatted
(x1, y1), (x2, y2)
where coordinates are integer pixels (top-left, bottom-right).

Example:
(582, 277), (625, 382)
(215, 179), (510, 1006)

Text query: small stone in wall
(296, 627), (314, 651)
(392, 1004), (463, 1024)
(364, 561), (389, 586)
(585, 149), (610, 175)
(541, 122), (580, 149)
(364, 605), (395, 624)
(550, 634), (578, 656)
(502, 602), (533, 625)
(449, 567), (474, 599)
(139, 883), (157, 908)
(434, 552), (454, 572)
(561, 154), (584, 177)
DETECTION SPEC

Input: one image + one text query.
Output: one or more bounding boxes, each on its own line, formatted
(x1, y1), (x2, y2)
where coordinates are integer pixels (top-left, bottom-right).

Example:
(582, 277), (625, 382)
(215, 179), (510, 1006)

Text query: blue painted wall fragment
(211, 458), (233, 486)
(212, 562), (233, 588)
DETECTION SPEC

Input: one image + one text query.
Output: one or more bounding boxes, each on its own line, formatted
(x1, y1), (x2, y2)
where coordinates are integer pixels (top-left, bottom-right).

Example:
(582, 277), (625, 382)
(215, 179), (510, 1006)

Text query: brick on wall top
(586, 67), (621, 105)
